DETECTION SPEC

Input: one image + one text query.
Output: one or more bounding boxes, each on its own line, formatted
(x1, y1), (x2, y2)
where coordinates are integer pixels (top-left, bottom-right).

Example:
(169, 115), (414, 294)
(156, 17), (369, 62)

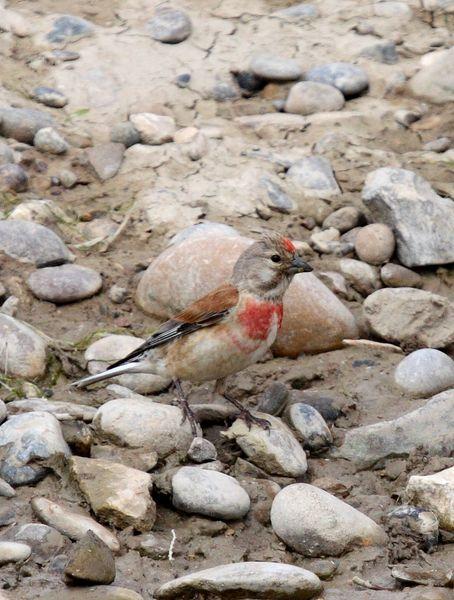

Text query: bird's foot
(237, 408), (271, 432)
(179, 399), (199, 437)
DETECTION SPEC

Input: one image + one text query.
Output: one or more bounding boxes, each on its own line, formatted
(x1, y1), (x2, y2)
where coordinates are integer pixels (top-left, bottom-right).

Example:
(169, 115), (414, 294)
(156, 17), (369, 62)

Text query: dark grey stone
(46, 15), (94, 44)
(110, 122), (140, 148)
(0, 108), (54, 143)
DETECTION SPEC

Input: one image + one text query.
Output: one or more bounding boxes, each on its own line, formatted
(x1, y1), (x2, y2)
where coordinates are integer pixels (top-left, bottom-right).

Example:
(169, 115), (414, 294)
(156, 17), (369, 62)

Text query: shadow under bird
(72, 233), (313, 433)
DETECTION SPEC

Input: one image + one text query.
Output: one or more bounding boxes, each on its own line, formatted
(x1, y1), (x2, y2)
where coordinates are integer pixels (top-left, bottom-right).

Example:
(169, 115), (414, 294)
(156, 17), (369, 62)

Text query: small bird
(72, 233), (313, 433)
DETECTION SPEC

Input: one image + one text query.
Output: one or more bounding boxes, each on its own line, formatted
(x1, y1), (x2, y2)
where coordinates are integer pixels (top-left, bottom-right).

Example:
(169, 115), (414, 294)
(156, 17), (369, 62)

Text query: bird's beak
(288, 255), (313, 275)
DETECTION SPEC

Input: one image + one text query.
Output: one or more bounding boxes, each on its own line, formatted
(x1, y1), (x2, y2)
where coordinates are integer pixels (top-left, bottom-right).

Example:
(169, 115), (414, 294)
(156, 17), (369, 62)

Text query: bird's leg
(173, 378), (199, 437)
(214, 380), (270, 431)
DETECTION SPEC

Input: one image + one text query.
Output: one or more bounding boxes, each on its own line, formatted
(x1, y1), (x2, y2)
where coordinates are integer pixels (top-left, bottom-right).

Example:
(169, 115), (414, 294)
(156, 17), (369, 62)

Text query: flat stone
(285, 82), (345, 115)
(14, 523), (65, 564)
(391, 564), (453, 587)
(409, 48), (454, 103)
(93, 398), (195, 457)
(0, 541), (31, 565)
(27, 264), (102, 304)
(406, 466), (454, 531)
(360, 41), (399, 64)
(129, 113), (176, 145)
(0, 164), (28, 192)
(222, 414), (307, 477)
(147, 6), (192, 44)
(65, 531), (116, 584)
(32, 86), (68, 108)
(0, 107), (54, 143)
(46, 15), (94, 44)
(86, 143), (125, 180)
(380, 263), (422, 288)
(42, 588), (143, 600)
(250, 54), (302, 81)
(110, 122), (140, 148)
(287, 156), (340, 199)
(31, 497), (120, 552)
(362, 167), (454, 267)
(394, 349), (454, 398)
(0, 411), (70, 485)
(172, 467), (250, 520)
(363, 288), (454, 349)
(271, 483), (387, 556)
(354, 224), (395, 265)
(305, 62), (369, 97)
(7, 398), (96, 421)
(286, 403), (332, 452)
(155, 561), (322, 599)
(276, 4), (320, 19)
(339, 258), (382, 296)
(323, 206), (361, 233)
(69, 456), (155, 531)
(336, 390), (454, 468)
(0, 219), (73, 266)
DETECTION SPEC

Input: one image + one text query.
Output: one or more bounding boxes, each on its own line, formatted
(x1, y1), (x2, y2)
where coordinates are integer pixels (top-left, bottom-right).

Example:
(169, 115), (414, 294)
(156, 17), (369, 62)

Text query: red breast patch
(238, 299), (283, 340)
(282, 237), (296, 253)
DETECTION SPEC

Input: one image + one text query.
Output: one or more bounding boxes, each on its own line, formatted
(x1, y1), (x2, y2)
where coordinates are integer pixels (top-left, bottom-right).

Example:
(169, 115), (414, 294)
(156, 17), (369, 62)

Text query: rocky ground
(0, 0), (453, 599)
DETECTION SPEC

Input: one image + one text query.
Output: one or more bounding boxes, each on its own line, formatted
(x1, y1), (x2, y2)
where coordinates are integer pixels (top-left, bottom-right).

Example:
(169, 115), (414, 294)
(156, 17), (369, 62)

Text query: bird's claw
(238, 409), (271, 433)
(179, 402), (199, 437)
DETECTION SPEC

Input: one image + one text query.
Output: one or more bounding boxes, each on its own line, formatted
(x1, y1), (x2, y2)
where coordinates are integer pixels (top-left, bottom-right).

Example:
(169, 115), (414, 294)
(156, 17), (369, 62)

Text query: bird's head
(232, 233), (313, 300)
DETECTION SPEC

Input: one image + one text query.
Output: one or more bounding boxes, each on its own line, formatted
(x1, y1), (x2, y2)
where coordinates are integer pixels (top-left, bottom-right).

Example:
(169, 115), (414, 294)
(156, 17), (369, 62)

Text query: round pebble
(306, 62), (369, 97)
(285, 81), (345, 115)
(110, 122), (140, 147)
(0, 163), (28, 192)
(394, 349), (454, 398)
(323, 206), (362, 233)
(147, 7), (192, 44)
(0, 542), (31, 565)
(250, 54), (302, 82)
(355, 223), (395, 264)
(32, 86), (68, 108)
(27, 264), (102, 304)
(380, 263), (422, 288)
(34, 127), (69, 154)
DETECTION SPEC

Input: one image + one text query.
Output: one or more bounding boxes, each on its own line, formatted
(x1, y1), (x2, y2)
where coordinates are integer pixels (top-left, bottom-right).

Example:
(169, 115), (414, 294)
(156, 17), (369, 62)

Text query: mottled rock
(306, 62), (369, 97)
(258, 176), (295, 214)
(394, 109), (422, 128)
(65, 531), (115, 584)
(0, 107), (54, 143)
(310, 228), (340, 253)
(409, 48), (454, 103)
(257, 382), (289, 416)
(394, 349), (454, 398)
(172, 467), (250, 520)
(147, 6), (192, 44)
(250, 54), (302, 82)
(363, 288), (454, 349)
(323, 206), (361, 233)
(110, 122), (140, 148)
(285, 82), (344, 115)
(286, 404), (332, 452)
(155, 561), (322, 599)
(7, 398), (96, 421)
(406, 467), (454, 531)
(31, 497), (120, 552)
(27, 264), (102, 304)
(32, 87), (68, 108)
(0, 541), (31, 565)
(354, 224), (395, 265)
(287, 156), (340, 198)
(336, 390), (454, 467)
(187, 437), (217, 463)
(223, 414), (307, 477)
(362, 167), (454, 267)
(14, 523), (65, 564)
(0, 142), (14, 165)
(380, 263), (422, 288)
(339, 258), (382, 296)
(360, 41), (398, 64)
(46, 15), (94, 44)
(108, 285), (128, 304)
(129, 113), (176, 145)
(0, 314), (47, 378)
(93, 398), (195, 457)
(85, 335), (170, 393)
(69, 456), (155, 531)
(59, 169), (78, 188)
(0, 163), (28, 192)
(271, 484), (387, 556)
(0, 219), (73, 266)
(86, 143), (125, 180)
(387, 505), (439, 553)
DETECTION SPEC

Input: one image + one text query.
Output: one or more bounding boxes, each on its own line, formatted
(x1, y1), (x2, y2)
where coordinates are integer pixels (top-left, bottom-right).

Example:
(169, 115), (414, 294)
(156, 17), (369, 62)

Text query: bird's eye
(270, 254), (281, 263)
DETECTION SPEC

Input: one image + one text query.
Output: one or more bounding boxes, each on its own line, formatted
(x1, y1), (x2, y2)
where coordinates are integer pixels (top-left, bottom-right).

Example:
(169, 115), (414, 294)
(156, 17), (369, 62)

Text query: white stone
(0, 542), (31, 565)
(394, 349), (454, 397)
(406, 467), (454, 531)
(129, 113), (176, 145)
(0, 314), (47, 379)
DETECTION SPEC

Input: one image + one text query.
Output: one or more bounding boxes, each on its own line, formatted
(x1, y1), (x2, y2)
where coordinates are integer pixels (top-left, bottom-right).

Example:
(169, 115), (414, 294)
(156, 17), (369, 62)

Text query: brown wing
(107, 283), (239, 370)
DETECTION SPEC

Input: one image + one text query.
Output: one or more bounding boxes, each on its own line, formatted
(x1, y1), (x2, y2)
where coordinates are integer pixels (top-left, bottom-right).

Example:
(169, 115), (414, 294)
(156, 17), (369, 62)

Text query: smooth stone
(0, 411), (70, 485)
(0, 541), (31, 565)
(374, 2), (413, 17)
(129, 113), (176, 145)
(7, 198), (70, 225)
(323, 206), (361, 233)
(394, 349), (454, 397)
(360, 41), (399, 64)
(147, 6), (192, 44)
(258, 177), (295, 214)
(172, 467), (250, 520)
(33, 86), (68, 108)
(65, 531), (115, 584)
(43, 588), (143, 600)
(169, 222), (241, 247)
(46, 15), (94, 43)
(406, 466), (454, 531)
(305, 62), (369, 97)
(257, 382), (289, 416)
(93, 398), (195, 457)
(7, 398), (96, 421)
(69, 456), (155, 531)
(363, 288), (454, 349)
(155, 561), (322, 599)
(85, 335), (170, 394)
(287, 156), (340, 198)
(27, 264), (102, 304)
(271, 483), (387, 556)
(108, 284), (128, 304)
(339, 258), (382, 296)
(336, 390), (454, 468)
(187, 437), (217, 463)
(14, 523), (65, 563)
(86, 143), (125, 180)
(380, 263), (422, 288)
(310, 227), (340, 253)
(0, 219), (73, 266)
(423, 137), (451, 153)
(250, 54), (302, 82)
(362, 167), (454, 267)
(31, 497), (120, 552)
(394, 109), (422, 128)
(59, 169), (78, 188)
(276, 3), (320, 19)
(288, 390), (345, 423)
(0, 142), (14, 165)
(0, 477), (15, 497)
(0, 107), (54, 143)
(286, 403), (332, 452)
(409, 47), (454, 103)
(0, 314), (47, 379)
(222, 414), (307, 477)
(285, 82), (345, 115)
(110, 122), (140, 148)
(354, 224), (395, 265)
(0, 163), (28, 192)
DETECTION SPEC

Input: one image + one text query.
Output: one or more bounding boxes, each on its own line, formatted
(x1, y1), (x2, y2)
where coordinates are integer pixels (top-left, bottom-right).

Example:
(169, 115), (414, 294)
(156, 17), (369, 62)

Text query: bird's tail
(70, 362), (142, 388)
